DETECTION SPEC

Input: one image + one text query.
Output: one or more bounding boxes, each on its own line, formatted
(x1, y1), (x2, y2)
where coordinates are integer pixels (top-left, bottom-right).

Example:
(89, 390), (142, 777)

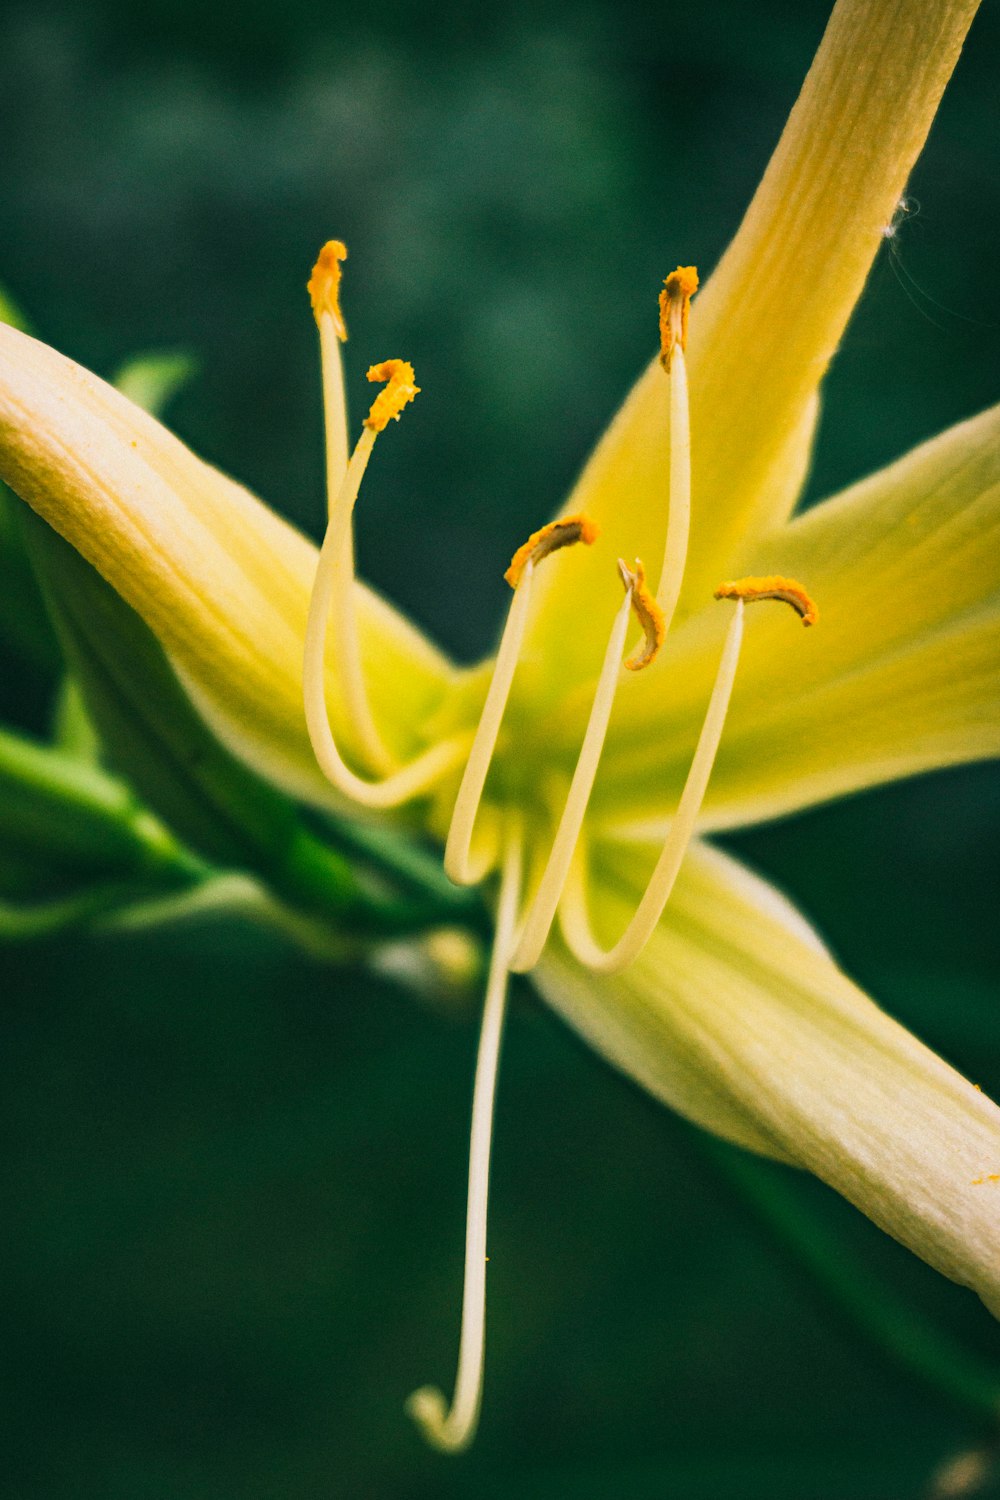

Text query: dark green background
(1, 0), (999, 1495)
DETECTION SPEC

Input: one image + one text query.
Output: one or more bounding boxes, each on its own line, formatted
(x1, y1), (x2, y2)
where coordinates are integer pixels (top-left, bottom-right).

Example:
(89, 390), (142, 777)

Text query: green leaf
(52, 676), (102, 762)
(0, 720), (195, 883)
(26, 513), (309, 864)
(0, 486), (61, 671)
(20, 514), (418, 929)
(111, 350), (198, 416)
(0, 286), (29, 332)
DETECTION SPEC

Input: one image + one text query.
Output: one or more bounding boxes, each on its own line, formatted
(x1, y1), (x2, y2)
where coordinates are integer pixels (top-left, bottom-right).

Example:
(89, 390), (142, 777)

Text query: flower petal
(536, 837), (1000, 1316)
(0, 323), (456, 805)
(592, 403), (1000, 832)
(518, 0), (980, 695)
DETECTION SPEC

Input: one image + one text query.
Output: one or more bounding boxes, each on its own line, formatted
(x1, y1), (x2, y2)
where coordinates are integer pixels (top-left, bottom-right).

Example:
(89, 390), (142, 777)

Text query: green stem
(693, 1131), (1000, 1425)
(0, 724), (204, 883)
(0, 721), (484, 945)
(310, 816), (489, 935)
(275, 822), (485, 938)
(0, 882), (153, 940)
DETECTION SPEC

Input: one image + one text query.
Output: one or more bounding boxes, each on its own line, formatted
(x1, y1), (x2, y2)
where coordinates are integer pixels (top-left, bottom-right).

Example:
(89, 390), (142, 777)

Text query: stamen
(714, 575), (819, 626)
(654, 265), (697, 635)
(310, 240), (350, 502)
(504, 514), (599, 590)
(658, 265), (698, 372)
(310, 246), (400, 774)
(557, 599), (746, 974)
(445, 516), (599, 886)
(619, 559), (664, 671)
(364, 359), (420, 432)
(304, 365), (470, 809)
(407, 823), (523, 1454)
(558, 577), (818, 973)
(508, 576), (634, 973)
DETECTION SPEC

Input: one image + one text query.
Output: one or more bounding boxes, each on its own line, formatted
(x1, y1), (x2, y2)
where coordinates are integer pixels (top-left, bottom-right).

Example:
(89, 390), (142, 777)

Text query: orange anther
(504, 514), (600, 590)
(308, 240), (348, 339)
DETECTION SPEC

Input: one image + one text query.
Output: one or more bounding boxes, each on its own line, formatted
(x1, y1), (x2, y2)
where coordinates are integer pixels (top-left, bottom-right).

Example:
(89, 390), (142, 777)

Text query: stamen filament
(508, 583), (634, 972)
(654, 265), (697, 629)
(314, 332), (401, 775)
(318, 311), (349, 502)
(656, 341), (691, 633)
(407, 824), (523, 1454)
(445, 562), (537, 884)
(558, 600), (745, 974)
(304, 428), (470, 809)
(445, 512), (598, 887)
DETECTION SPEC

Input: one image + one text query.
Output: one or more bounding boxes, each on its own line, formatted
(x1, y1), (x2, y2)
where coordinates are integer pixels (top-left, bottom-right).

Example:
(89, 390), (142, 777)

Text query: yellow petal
(593, 404), (1000, 832)
(536, 837), (1000, 1316)
(517, 0), (979, 696)
(0, 323), (456, 805)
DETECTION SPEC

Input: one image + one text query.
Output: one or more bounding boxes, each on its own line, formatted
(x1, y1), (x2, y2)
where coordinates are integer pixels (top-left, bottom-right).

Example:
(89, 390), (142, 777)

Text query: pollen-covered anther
(307, 240), (348, 339)
(364, 359), (420, 433)
(658, 264), (699, 371)
(504, 514), (600, 590)
(714, 575), (819, 626)
(619, 557), (665, 670)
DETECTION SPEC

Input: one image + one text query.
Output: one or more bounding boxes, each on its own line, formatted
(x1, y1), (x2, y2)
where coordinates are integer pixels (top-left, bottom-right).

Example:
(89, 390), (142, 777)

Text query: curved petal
(589, 403), (1000, 831)
(535, 837), (1000, 1317)
(0, 323), (457, 806)
(515, 0), (980, 698)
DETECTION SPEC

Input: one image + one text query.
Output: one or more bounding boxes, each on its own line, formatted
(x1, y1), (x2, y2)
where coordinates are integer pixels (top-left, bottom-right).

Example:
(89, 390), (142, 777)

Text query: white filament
(318, 312), (349, 500)
(444, 563), (536, 885)
(507, 585), (633, 972)
(316, 323), (397, 776)
(558, 600), (745, 973)
(508, 342), (693, 969)
(303, 427), (470, 809)
(406, 824), (523, 1453)
(655, 343), (691, 631)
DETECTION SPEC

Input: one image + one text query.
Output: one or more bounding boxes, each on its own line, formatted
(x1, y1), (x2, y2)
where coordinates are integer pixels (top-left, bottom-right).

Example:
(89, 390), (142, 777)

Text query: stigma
(307, 240), (349, 339)
(714, 575), (819, 626)
(618, 558), (664, 671)
(365, 360), (421, 432)
(658, 265), (699, 371)
(504, 514), (600, 589)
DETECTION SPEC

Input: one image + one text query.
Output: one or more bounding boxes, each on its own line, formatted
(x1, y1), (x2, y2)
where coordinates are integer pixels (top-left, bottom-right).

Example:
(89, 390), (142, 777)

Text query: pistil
(407, 821), (524, 1453)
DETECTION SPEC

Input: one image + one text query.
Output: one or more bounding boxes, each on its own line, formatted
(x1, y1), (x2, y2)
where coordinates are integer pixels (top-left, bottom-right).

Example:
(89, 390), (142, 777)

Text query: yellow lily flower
(0, 0), (997, 1454)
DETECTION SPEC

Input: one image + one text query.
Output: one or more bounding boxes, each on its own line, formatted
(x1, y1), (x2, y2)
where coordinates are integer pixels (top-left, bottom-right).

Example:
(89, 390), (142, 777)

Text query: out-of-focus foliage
(0, 0), (998, 1495)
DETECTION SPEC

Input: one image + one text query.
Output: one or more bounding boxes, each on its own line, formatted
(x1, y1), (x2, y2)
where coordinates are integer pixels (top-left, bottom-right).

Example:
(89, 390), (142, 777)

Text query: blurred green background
(1, 0), (999, 1495)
